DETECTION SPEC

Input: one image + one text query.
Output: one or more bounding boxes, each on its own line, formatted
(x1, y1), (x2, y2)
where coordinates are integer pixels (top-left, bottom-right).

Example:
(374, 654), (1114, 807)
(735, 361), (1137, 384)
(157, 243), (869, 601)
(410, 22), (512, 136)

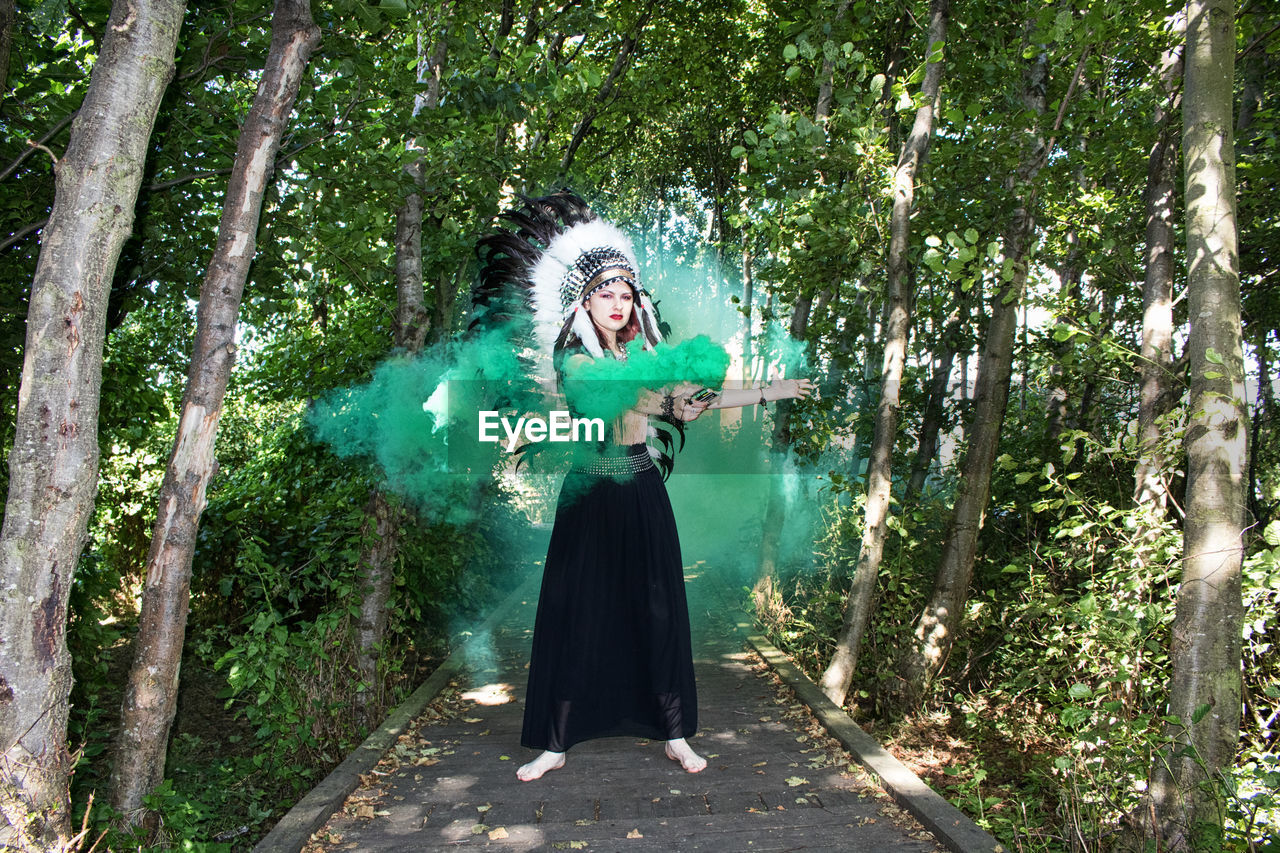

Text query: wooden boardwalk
(298, 572), (948, 852)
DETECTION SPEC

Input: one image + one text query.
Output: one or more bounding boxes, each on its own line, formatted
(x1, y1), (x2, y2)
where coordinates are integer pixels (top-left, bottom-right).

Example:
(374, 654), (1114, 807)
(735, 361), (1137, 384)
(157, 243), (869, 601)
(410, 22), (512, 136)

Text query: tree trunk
(820, 0), (950, 707)
(815, 0), (852, 121)
(1044, 225), (1083, 449)
(353, 11), (450, 722)
(889, 30), (1048, 710)
(1236, 7), (1268, 529)
(1248, 340), (1270, 526)
(354, 488), (400, 714)
(878, 8), (912, 151)
(394, 191), (430, 352)
(0, 0), (14, 94)
(352, 187), (432, 716)
(1149, 0), (1246, 845)
(754, 279), (829, 610)
(756, 0), (853, 604)
(1134, 23), (1184, 512)
(0, 1), (183, 847)
(109, 0), (319, 822)
(906, 288), (969, 501)
(1069, 289), (1117, 449)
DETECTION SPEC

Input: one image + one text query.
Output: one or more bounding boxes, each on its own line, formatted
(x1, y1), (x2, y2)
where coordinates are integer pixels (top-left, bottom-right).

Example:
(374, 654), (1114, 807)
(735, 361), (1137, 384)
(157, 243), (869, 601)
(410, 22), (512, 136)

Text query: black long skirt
(521, 445), (698, 752)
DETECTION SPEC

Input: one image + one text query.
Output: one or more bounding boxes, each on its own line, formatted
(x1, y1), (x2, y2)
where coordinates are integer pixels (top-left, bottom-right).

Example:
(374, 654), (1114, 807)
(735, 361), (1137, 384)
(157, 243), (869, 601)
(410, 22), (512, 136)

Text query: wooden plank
(745, 630), (1003, 853)
(298, 574), (961, 853)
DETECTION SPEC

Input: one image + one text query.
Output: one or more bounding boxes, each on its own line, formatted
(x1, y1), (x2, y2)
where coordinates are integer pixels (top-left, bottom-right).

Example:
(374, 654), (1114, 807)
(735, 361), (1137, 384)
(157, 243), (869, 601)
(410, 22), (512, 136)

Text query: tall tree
(109, 0), (320, 821)
(1133, 18), (1184, 514)
(889, 22), (1052, 709)
(820, 0), (950, 707)
(0, 0), (185, 846)
(0, 0), (13, 94)
(905, 286), (969, 501)
(1149, 0), (1246, 845)
(354, 7), (450, 722)
(756, 0), (852, 606)
(1043, 184), (1084, 450)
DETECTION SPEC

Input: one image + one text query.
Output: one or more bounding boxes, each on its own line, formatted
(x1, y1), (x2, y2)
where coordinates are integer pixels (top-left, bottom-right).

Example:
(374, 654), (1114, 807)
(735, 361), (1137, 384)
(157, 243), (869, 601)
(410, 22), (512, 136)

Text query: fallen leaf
(626, 829), (643, 839)
(355, 805), (375, 819)
(752, 761), (768, 767)
(785, 776), (809, 787)
(499, 755), (511, 761)
(471, 824), (488, 835)
(488, 827), (509, 840)
(463, 717), (483, 723)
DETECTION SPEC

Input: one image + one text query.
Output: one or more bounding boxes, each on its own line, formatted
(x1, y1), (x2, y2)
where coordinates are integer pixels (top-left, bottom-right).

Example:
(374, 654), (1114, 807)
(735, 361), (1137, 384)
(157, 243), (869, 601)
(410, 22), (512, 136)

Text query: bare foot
(664, 738), (707, 773)
(516, 750), (565, 781)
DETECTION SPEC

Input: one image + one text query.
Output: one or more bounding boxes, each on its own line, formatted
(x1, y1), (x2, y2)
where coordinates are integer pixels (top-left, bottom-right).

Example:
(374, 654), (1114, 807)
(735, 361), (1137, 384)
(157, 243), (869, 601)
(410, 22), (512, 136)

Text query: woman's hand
(670, 382), (709, 422)
(768, 378), (816, 401)
(677, 396), (710, 422)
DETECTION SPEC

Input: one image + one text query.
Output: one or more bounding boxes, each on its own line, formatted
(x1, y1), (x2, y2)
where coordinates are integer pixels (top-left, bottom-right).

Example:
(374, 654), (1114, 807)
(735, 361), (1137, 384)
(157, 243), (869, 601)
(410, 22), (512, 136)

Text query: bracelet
(758, 385), (768, 407)
(661, 393), (676, 420)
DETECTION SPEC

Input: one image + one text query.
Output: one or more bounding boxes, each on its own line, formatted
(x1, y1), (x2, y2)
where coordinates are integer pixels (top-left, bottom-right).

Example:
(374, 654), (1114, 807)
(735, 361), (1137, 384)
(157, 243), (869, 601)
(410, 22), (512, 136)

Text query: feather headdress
(473, 192), (663, 362)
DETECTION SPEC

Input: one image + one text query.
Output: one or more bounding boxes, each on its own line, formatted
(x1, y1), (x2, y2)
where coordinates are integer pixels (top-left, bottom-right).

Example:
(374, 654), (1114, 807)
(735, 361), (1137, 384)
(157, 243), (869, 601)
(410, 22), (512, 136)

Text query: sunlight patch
(462, 683), (514, 706)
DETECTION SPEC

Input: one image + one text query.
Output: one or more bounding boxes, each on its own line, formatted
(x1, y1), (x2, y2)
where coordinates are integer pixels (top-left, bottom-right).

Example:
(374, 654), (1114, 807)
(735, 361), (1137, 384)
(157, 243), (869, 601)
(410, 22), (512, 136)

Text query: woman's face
(585, 280), (634, 336)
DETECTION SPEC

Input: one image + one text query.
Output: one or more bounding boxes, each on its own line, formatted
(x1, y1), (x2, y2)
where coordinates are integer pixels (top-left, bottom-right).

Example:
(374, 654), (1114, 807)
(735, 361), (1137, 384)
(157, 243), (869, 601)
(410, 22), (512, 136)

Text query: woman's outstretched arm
(705, 378), (815, 410)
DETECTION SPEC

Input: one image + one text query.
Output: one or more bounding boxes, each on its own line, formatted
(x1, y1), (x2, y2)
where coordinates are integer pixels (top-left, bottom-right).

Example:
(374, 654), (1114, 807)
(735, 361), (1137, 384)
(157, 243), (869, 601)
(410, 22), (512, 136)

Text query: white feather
(571, 305), (604, 358)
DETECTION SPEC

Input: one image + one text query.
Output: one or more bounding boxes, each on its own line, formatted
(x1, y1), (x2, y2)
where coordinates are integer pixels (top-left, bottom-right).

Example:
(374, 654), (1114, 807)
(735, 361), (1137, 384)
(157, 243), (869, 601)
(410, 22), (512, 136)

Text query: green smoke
(306, 327), (534, 518)
(307, 240), (831, 591)
(564, 335), (731, 422)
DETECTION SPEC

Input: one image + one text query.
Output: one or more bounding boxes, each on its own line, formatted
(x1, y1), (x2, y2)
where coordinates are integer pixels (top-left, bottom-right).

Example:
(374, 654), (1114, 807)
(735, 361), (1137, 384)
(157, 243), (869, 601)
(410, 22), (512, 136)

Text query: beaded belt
(573, 450), (656, 477)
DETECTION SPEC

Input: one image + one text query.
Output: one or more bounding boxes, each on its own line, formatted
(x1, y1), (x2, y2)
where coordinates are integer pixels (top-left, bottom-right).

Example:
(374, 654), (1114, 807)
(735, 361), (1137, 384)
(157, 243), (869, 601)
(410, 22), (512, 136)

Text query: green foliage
(764, 405), (1280, 850)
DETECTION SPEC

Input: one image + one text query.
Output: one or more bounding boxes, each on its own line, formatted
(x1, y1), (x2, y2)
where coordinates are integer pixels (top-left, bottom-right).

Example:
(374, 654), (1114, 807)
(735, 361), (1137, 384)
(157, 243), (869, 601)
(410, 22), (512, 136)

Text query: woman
(474, 193), (813, 783)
